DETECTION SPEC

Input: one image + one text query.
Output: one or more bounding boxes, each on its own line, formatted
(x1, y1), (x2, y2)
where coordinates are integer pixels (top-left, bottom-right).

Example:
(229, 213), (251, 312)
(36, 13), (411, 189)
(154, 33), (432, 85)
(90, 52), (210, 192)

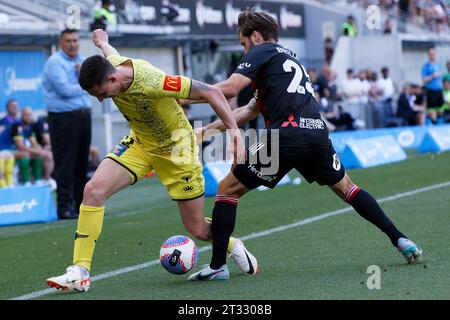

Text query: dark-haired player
(46, 29), (256, 292)
(188, 10), (422, 281)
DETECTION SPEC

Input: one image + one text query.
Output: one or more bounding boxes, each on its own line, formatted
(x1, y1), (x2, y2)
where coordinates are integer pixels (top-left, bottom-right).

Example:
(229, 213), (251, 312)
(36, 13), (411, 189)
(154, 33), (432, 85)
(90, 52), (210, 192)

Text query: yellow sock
(227, 237), (236, 253)
(0, 159), (6, 188)
(73, 204), (105, 271)
(4, 158), (15, 186)
(0, 158), (4, 176)
(205, 217), (236, 253)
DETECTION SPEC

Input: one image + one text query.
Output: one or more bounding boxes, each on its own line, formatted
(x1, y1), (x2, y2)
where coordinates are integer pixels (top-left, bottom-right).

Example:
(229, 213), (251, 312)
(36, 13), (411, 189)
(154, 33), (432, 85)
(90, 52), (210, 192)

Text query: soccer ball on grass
(159, 235), (198, 275)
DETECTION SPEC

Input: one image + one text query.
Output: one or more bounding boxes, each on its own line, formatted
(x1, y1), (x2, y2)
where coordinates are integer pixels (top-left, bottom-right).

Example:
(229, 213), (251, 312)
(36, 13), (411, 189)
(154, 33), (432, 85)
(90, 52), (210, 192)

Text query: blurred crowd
(0, 100), (100, 190)
(223, 44), (450, 135)
(310, 50), (450, 131)
(327, 0), (450, 33)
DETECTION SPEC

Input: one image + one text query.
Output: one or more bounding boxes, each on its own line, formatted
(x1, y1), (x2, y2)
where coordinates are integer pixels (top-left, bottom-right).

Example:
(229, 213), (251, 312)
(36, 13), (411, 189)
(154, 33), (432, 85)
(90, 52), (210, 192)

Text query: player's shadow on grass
(160, 277), (239, 288)
(384, 260), (426, 269)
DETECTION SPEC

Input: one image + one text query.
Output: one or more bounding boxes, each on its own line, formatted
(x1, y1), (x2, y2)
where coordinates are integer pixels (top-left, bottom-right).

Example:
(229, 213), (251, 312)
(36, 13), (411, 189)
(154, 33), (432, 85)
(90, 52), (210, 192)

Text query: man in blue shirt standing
(421, 47), (444, 124)
(43, 29), (92, 220)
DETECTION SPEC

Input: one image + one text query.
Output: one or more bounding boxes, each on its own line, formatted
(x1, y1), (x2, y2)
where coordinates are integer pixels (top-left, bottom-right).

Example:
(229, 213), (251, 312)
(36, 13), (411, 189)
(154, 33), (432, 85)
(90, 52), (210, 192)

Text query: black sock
(210, 196), (238, 270)
(347, 187), (406, 246)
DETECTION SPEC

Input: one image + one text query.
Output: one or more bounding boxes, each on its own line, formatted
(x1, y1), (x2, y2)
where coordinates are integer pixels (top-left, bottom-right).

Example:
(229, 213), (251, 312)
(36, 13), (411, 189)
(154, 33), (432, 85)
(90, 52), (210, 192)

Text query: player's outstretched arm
(177, 73), (252, 105)
(92, 29), (119, 57)
(189, 79), (239, 131)
(214, 73), (252, 99)
(189, 79), (245, 163)
(199, 98), (259, 140)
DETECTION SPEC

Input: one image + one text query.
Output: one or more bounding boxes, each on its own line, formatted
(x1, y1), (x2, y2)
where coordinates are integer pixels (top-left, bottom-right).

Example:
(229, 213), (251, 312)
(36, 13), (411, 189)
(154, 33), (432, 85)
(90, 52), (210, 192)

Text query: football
(159, 235), (198, 275)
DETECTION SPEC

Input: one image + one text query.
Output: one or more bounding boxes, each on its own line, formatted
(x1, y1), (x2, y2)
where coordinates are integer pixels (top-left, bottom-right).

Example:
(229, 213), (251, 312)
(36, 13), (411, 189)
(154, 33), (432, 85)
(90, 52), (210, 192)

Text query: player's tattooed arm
(180, 80), (210, 105)
(178, 74), (252, 105)
(188, 77), (242, 142)
(191, 79), (211, 91)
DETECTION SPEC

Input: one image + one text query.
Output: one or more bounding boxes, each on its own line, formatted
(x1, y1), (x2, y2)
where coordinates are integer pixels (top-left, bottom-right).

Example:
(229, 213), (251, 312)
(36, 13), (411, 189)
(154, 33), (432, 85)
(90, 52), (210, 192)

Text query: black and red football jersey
(234, 43), (328, 147)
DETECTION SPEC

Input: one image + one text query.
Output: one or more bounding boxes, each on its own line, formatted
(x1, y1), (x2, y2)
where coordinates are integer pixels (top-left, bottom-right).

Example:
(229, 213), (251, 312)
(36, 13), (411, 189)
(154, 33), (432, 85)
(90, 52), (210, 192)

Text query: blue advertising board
(418, 126), (450, 153)
(0, 185), (57, 227)
(340, 135), (407, 169)
(330, 125), (430, 154)
(0, 50), (47, 111)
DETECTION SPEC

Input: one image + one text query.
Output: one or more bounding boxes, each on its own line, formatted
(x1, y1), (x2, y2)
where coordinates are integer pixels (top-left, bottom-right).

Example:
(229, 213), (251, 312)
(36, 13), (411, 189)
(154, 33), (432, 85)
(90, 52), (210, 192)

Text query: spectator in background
(412, 0), (426, 26)
(444, 60), (450, 82)
(342, 15), (358, 37)
(43, 29), (92, 220)
(377, 67), (395, 127)
(326, 67), (340, 103)
(341, 69), (362, 104)
(33, 116), (51, 150)
(32, 115), (57, 189)
(378, 67), (395, 103)
(397, 83), (426, 125)
(367, 71), (384, 128)
(433, 1), (447, 33)
(358, 70), (371, 105)
(324, 37), (334, 65)
(341, 68), (365, 126)
(308, 68), (319, 93)
(443, 78), (450, 122)
(316, 65), (332, 100)
(315, 91), (354, 131)
(411, 83), (426, 112)
(383, 18), (394, 34)
(398, 0), (410, 32)
(368, 71), (383, 102)
(421, 46), (444, 123)
(11, 107), (54, 187)
(0, 99), (20, 188)
(0, 99), (20, 147)
(315, 91), (336, 132)
(90, 0), (117, 31)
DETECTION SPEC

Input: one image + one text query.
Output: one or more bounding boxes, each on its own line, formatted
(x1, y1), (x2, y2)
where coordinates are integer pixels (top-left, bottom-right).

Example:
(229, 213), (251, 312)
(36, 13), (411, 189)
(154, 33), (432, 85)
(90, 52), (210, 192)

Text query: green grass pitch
(1, 151), (449, 300)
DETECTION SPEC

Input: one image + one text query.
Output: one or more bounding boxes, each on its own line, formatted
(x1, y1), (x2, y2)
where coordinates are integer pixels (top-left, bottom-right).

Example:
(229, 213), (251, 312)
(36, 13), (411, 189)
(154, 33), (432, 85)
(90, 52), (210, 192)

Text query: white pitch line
(11, 180), (450, 300)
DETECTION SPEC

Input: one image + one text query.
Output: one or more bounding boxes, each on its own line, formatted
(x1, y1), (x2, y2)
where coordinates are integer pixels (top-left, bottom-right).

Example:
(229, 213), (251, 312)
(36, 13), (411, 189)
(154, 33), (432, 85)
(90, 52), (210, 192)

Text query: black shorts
(233, 140), (346, 190)
(426, 89), (444, 110)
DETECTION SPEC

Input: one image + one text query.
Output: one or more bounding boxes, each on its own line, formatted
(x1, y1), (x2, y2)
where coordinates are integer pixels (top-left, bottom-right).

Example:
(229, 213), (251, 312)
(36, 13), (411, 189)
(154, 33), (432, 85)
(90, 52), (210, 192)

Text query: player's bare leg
(178, 196), (211, 241)
(46, 158), (132, 292)
(329, 172), (422, 264)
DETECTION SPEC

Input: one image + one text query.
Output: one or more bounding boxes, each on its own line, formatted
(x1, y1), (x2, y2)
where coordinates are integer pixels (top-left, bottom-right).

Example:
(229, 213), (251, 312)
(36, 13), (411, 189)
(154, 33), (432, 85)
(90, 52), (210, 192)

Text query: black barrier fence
(110, 0), (305, 37)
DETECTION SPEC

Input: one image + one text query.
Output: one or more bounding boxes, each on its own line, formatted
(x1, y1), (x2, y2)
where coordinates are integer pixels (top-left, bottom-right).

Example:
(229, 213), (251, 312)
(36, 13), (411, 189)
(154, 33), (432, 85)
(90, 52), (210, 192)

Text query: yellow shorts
(105, 134), (204, 201)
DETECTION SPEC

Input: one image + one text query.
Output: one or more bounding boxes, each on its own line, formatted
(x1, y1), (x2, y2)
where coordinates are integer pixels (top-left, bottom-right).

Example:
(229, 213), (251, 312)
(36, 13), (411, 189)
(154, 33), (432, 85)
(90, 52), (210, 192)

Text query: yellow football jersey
(107, 55), (193, 155)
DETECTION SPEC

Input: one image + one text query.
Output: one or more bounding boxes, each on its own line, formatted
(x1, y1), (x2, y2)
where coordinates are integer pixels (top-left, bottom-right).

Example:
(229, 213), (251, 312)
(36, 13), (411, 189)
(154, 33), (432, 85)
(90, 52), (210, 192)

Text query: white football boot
(188, 264), (230, 281)
(228, 238), (259, 275)
(205, 217), (259, 276)
(397, 238), (423, 264)
(46, 265), (91, 292)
